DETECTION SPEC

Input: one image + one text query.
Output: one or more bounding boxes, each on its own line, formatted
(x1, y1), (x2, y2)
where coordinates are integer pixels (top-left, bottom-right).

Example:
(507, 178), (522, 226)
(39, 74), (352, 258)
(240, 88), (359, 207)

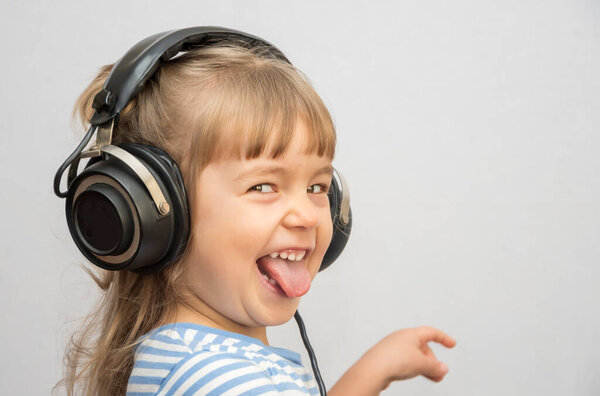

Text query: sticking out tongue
(256, 255), (311, 297)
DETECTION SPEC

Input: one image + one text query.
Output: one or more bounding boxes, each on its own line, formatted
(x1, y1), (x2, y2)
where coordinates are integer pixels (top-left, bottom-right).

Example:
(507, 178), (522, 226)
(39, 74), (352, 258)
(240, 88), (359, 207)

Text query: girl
(55, 27), (455, 395)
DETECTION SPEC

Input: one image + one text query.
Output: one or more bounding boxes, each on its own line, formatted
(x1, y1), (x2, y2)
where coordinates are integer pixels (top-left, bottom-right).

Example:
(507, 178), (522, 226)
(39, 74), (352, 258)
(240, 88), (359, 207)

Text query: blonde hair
(58, 42), (336, 395)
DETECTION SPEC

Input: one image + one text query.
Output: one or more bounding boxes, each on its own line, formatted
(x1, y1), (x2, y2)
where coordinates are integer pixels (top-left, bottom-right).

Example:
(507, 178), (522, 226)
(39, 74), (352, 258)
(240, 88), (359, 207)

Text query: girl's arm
(327, 326), (456, 396)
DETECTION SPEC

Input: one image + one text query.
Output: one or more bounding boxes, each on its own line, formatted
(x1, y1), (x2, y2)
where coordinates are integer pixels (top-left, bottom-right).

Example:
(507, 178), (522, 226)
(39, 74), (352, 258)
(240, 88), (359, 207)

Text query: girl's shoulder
(127, 323), (318, 395)
(136, 322), (301, 363)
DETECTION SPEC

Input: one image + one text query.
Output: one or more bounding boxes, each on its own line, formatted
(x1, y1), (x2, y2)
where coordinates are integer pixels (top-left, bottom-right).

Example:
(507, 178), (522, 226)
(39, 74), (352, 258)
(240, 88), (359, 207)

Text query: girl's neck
(174, 302), (269, 345)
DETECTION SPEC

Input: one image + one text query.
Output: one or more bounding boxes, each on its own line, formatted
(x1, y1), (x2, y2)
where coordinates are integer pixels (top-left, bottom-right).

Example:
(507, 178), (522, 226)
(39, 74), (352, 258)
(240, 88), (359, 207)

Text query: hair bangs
(204, 58), (336, 163)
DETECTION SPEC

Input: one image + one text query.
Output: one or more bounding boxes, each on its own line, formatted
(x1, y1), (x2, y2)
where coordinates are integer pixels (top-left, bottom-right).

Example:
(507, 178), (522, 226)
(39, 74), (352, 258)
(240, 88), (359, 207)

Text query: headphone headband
(90, 26), (290, 126)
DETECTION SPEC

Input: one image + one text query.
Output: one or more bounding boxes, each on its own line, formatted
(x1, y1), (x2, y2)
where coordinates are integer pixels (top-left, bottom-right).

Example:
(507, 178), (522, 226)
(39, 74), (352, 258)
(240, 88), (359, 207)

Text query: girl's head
(180, 115), (335, 333)
(64, 39), (336, 394)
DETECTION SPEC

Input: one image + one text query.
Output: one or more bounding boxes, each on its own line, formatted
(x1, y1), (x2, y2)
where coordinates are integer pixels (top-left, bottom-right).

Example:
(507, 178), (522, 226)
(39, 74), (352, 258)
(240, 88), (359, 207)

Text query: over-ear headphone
(53, 26), (352, 274)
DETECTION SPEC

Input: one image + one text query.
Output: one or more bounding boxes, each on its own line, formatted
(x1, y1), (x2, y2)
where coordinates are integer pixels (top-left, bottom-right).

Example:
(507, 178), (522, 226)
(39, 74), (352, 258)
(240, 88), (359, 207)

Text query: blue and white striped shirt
(126, 323), (319, 395)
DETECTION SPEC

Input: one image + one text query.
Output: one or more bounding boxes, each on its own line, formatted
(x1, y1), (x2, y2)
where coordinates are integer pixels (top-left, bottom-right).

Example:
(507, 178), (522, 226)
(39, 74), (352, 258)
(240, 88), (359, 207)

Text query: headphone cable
(294, 310), (327, 396)
(53, 124), (97, 198)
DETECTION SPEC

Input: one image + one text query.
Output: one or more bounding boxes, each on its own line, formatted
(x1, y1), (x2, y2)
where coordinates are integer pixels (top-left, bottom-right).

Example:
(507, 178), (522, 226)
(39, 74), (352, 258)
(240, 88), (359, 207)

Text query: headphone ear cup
(65, 143), (189, 273)
(321, 174), (352, 271)
(118, 143), (190, 272)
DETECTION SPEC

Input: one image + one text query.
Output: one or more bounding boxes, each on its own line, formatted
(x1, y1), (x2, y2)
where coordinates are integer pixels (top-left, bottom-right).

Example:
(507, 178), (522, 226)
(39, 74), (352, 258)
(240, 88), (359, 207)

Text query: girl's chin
(247, 301), (300, 327)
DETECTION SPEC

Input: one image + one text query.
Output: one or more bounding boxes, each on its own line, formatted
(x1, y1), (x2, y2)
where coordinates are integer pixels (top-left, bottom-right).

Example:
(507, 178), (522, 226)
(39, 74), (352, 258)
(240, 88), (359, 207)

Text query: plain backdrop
(1, 1), (599, 395)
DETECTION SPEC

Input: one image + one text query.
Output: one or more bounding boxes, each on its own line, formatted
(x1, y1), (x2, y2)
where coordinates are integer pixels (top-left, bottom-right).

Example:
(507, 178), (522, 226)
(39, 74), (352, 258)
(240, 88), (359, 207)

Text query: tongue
(257, 256), (311, 298)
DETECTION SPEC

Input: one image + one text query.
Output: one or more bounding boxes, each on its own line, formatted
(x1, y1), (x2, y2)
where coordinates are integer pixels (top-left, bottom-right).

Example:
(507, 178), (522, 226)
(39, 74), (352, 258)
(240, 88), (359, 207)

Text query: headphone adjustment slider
(81, 120), (115, 159)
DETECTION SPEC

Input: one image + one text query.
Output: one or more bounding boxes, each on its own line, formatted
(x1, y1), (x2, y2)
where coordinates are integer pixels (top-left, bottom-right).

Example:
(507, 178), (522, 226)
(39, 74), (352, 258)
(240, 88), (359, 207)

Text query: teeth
(266, 249), (308, 262)
(262, 273), (278, 286)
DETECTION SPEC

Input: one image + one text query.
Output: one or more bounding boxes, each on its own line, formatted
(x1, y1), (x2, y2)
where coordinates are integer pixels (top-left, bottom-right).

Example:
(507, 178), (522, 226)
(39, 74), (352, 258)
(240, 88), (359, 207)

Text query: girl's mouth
(256, 249), (311, 298)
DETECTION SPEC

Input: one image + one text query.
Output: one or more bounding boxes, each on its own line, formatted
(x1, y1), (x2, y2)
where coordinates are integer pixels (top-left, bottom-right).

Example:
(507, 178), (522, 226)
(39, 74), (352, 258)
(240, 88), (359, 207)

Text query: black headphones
(53, 26), (352, 274)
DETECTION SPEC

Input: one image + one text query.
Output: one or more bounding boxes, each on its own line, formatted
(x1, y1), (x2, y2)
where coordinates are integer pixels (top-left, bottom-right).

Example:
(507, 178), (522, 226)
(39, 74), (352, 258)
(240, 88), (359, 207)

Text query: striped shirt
(126, 322), (319, 395)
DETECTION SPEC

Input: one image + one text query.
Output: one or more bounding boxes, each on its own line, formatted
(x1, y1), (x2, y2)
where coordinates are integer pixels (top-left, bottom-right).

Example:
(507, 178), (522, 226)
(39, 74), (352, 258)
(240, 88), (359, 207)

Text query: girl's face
(179, 118), (334, 331)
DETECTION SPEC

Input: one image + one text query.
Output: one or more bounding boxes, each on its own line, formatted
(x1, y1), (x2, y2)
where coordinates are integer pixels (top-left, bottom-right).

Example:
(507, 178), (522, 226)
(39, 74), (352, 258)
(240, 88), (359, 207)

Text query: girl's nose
(282, 193), (320, 229)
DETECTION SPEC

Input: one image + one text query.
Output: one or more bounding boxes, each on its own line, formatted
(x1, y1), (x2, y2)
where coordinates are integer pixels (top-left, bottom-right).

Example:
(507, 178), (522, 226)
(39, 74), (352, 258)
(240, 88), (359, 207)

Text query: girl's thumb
(423, 360), (449, 381)
(439, 362), (449, 374)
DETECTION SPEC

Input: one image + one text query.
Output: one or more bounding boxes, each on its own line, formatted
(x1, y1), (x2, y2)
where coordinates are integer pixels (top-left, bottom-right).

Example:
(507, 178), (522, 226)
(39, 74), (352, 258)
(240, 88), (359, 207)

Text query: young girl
(56, 27), (455, 395)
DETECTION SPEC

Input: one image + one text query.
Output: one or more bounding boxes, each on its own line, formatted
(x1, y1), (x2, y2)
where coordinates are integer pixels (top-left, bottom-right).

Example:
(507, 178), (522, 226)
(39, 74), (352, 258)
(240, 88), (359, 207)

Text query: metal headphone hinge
(100, 145), (171, 216)
(81, 119), (114, 158)
(333, 168), (351, 225)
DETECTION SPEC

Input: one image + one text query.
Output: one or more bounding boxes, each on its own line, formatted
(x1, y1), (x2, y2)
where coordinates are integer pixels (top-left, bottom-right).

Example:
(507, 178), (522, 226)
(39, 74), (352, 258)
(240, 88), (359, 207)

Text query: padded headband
(90, 26), (290, 126)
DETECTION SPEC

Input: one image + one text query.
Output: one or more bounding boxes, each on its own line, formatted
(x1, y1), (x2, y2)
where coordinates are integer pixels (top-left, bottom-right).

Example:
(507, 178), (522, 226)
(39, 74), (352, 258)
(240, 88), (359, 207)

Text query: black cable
(53, 124), (97, 198)
(294, 310), (327, 396)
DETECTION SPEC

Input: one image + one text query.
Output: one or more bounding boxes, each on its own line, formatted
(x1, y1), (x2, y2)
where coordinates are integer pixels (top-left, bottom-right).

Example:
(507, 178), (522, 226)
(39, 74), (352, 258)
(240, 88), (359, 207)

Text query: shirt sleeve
(155, 351), (281, 396)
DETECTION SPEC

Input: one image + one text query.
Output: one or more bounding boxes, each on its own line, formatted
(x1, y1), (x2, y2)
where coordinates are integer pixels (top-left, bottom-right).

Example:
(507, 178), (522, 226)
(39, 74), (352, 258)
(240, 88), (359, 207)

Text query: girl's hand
(365, 326), (457, 388)
(329, 326), (456, 395)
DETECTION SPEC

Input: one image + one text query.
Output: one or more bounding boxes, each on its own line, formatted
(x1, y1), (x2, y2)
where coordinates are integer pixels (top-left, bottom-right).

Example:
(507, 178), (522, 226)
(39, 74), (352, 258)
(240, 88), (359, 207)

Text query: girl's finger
(421, 343), (437, 360)
(417, 326), (456, 348)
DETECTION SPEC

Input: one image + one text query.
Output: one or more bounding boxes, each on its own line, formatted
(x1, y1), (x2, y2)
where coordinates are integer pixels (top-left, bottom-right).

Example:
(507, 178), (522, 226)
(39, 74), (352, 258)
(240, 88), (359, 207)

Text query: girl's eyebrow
(235, 164), (333, 180)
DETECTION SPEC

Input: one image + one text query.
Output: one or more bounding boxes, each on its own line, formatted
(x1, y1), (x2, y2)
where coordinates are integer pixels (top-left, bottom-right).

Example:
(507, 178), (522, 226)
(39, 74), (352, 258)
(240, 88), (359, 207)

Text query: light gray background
(1, 1), (598, 395)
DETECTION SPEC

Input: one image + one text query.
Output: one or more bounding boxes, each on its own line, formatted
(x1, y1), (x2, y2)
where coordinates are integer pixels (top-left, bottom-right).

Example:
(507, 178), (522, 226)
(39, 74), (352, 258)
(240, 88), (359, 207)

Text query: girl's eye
(248, 183), (276, 193)
(307, 184), (329, 194)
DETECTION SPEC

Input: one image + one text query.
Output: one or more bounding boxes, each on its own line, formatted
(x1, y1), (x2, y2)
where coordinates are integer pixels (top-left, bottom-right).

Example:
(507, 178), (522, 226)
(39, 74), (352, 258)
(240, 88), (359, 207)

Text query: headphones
(53, 26), (352, 274)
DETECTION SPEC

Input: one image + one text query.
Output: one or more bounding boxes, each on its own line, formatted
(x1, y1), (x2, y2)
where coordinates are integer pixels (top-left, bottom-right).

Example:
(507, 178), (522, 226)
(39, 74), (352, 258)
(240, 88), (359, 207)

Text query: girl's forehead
(203, 122), (332, 175)
(214, 116), (333, 163)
